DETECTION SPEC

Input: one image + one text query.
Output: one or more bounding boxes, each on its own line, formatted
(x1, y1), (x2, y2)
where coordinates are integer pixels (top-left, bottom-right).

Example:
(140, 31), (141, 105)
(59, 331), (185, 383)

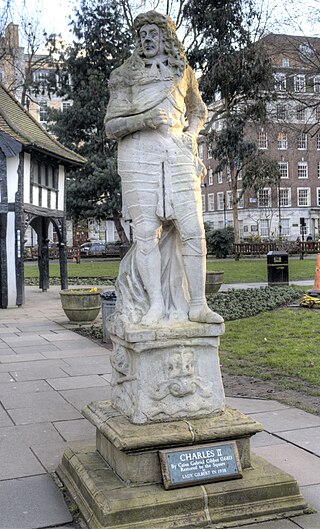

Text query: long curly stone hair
(133, 11), (187, 78)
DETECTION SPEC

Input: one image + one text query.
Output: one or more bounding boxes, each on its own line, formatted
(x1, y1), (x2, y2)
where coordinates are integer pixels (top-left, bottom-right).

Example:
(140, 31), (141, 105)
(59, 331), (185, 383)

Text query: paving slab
(0, 422), (64, 447)
(0, 379), (52, 395)
(53, 418), (96, 442)
(0, 352), (47, 363)
(292, 512), (320, 528)
(1, 390), (70, 410)
(9, 343), (60, 354)
(0, 407), (14, 427)
(299, 484), (320, 511)
(0, 445), (46, 480)
(63, 354), (111, 367)
(253, 443), (320, 486)
(251, 431), (287, 448)
(52, 339), (103, 351)
(0, 474), (72, 529)
(226, 396), (290, 414)
(47, 374), (108, 390)
(31, 440), (68, 472)
(6, 400), (83, 425)
(60, 386), (111, 412)
(276, 427), (320, 456)
(9, 365), (70, 381)
(40, 347), (107, 359)
(0, 372), (15, 382)
(0, 334), (52, 345)
(251, 408), (320, 432)
(61, 363), (112, 376)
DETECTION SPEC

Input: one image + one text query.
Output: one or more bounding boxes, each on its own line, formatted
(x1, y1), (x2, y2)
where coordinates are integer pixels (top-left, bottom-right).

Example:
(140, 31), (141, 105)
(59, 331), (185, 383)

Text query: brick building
(201, 33), (320, 241)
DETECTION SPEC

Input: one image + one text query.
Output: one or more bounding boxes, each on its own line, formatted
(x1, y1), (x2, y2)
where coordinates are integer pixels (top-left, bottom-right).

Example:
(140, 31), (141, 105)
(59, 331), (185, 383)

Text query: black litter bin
(267, 251), (289, 286)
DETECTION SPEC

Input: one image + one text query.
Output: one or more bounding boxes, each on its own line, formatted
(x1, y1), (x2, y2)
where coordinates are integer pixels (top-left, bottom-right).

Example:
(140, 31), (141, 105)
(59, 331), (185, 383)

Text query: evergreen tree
(48, 0), (132, 242)
(184, 0), (280, 247)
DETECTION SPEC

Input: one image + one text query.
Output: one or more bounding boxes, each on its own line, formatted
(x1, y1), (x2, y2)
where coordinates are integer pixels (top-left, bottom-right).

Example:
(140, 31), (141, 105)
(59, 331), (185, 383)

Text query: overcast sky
(6, 0), (320, 43)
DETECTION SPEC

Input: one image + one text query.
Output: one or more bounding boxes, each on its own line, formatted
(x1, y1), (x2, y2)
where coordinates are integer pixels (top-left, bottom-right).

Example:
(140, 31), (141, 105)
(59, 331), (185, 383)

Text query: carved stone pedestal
(58, 402), (309, 529)
(108, 320), (225, 424)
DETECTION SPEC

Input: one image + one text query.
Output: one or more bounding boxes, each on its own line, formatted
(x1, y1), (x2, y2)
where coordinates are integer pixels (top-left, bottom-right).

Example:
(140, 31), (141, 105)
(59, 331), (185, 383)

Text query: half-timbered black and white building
(0, 85), (85, 308)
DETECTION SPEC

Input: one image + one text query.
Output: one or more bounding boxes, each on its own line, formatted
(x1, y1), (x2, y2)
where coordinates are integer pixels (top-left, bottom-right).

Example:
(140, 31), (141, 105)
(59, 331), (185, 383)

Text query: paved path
(0, 285), (319, 529)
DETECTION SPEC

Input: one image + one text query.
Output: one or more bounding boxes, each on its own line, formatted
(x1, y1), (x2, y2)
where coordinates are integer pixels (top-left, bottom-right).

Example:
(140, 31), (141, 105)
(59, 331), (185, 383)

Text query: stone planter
(205, 271), (224, 294)
(60, 288), (101, 323)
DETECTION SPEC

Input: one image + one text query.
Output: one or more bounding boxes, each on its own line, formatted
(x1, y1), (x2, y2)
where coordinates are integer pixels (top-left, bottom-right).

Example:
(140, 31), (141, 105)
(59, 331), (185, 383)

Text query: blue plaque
(159, 441), (242, 490)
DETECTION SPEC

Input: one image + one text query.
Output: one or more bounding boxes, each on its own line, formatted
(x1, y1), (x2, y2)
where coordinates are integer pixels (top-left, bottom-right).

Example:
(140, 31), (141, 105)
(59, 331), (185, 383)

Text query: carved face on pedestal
(139, 23), (165, 58)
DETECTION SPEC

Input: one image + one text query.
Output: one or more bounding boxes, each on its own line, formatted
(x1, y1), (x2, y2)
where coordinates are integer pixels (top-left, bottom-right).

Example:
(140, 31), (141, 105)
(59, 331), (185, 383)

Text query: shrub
(205, 225), (235, 258)
(207, 286), (301, 321)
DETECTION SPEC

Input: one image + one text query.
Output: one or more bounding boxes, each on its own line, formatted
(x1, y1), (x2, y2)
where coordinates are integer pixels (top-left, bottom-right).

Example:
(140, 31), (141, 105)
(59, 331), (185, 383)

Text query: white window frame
(217, 170), (223, 184)
(217, 192), (224, 211)
(62, 101), (72, 112)
(297, 132), (307, 150)
(294, 74), (306, 93)
(297, 187), (310, 207)
(208, 193), (214, 211)
(226, 190), (232, 210)
(237, 190), (244, 208)
(314, 76), (320, 93)
(281, 218), (290, 237)
(257, 130), (268, 149)
(198, 144), (204, 160)
(297, 161), (308, 179)
(274, 73), (286, 91)
(296, 105), (306, 121)
(259, 219), (269, 237)
(318, 161), (320, 179)
(277, 131), (288, 150)
(278, 161), (289, 179)
(208, 168), (213, 186)
(277, 104), (286, 120)
(279, 188), (291, 207)
(282, 58), (290, 67)
(39, 100), (48, 123)
(317, 188), (320, 206)
(207, 145), (213, 159)
(201, 194), (205, 212)
(258, 188), (271, 208)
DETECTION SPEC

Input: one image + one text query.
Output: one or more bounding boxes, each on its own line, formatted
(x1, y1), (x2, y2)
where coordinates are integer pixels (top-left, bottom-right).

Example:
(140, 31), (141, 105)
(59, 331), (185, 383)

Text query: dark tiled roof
(0, 84), (86, 165)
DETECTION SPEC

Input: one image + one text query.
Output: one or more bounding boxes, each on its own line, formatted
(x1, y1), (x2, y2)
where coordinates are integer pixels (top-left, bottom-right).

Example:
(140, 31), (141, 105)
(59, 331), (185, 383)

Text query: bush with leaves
(207, 286), (301, 321)
(205, 226), (234, 258)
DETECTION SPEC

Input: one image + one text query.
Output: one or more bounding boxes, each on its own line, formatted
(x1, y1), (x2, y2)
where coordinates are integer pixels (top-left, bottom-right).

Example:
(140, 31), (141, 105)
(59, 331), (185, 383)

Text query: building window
(33, 69), (49, 83)
(217, 192), (224, 210)
(207, 145), (213, 159)
(260, 219), (269, 237)
(297, 161), (308, 179)
(278, 161), (289, 179)
(294, 74), (306, 93)
(297, 132), (307, 149)
(277, 104), (286, 120)
(318, 161), (320, 178)
(257, 130), (267, 149)
(237, 190), (244, 208)
(279, 188), (291, 207)
(281, 218), (290, 236)
(297, 188), (310, 207)
(217, 170), (223, 184)
(282, 58), (290, 67)
(274, 73), (286, 91)
(296, 105), (306, 121)
(277, 131), (288, 149)
(39, 100), (48, 122)
(62, 101), (72, 112)
(0, 69), (4, 83)
(201, 194), (205, 212)
(317, 188), (320, 206)
(226, 190), (232, 210)
(316, 107), (320, 121)
(208, 168), (213, 186)
(208, 193), (214, 211)
(314, 76), (320, 93)
(258, 188), (271, 207)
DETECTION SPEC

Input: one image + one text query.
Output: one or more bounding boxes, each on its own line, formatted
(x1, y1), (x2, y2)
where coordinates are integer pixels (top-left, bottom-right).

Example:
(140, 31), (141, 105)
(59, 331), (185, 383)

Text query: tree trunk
(231, 170), (240, 260)
(113, 211), (129, 244)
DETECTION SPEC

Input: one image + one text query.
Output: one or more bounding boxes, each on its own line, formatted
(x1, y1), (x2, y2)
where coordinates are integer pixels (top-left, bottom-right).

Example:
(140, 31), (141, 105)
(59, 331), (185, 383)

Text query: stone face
(108, 321), (225, 424)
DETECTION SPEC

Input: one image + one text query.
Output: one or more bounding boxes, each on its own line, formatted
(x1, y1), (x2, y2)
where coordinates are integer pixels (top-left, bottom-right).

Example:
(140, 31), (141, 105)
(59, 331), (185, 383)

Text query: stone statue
(105, 10), (223, 327)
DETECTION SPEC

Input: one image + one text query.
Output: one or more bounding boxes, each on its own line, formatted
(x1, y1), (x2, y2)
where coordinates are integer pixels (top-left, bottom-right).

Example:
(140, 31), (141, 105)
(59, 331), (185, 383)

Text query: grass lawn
(220, 308), (320, 388)
(24, 256), (317, 284)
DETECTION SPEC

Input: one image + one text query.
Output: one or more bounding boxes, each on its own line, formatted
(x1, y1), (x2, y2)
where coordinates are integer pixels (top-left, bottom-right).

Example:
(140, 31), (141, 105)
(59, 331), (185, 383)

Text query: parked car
(80, 242), (120, 258)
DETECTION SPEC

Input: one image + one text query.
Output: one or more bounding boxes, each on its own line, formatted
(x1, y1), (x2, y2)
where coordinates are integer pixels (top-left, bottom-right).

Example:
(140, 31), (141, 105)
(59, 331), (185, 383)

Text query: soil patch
(222, 371), (320, 415)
